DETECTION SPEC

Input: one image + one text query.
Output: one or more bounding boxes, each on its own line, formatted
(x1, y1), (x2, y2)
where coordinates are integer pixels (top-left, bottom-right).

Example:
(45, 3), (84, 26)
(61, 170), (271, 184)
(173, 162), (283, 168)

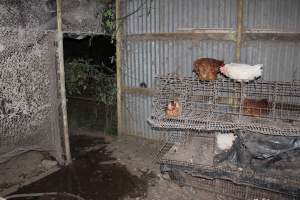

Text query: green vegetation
(65, 59), (116, 106)
(101, 5), (116, 35)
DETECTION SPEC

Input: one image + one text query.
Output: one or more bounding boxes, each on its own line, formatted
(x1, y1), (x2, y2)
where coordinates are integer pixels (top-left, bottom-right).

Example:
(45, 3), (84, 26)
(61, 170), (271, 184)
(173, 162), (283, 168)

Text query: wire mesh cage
(157, 131), (300, 199)
(0, 28), (63, 164)
(148, 75), (300, 136)
(187, 177), (297, 200)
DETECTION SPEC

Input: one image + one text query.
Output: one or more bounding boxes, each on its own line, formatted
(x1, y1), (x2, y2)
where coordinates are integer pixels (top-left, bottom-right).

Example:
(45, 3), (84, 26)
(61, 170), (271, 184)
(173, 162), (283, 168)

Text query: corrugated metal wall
(241, 0), (300, 81)
(123, 40), (235, 88)
(244, 0), (300, 31)
(120, 0), (300, 139)
(124, 0), (237, 33)
(241, 41), (300, 81)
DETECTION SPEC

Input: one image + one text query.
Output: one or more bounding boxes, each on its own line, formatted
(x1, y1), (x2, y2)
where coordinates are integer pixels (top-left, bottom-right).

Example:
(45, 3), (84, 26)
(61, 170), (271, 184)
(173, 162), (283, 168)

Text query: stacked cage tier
(149, 75), (300, 198)
(156, 131), (300, 198)
(148, 76), (300, 136)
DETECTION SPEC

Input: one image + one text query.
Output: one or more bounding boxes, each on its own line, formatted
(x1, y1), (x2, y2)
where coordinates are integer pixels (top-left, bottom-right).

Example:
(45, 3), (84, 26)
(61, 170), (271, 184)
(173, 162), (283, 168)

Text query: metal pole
(116, 0), (123, 135)
(56, 0), (72, 165)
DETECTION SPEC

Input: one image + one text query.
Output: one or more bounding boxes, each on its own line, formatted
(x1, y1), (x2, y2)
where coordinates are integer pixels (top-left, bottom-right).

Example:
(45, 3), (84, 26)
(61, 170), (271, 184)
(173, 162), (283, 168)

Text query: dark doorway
(63, 34), (117, 135)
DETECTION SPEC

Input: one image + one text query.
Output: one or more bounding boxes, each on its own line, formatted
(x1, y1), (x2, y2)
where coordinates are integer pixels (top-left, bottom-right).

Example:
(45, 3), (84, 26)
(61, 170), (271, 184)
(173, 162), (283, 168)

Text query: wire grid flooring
(185, 176), (298, 200)
(156, 131), (300, 199)
(148, 75), (300, 136)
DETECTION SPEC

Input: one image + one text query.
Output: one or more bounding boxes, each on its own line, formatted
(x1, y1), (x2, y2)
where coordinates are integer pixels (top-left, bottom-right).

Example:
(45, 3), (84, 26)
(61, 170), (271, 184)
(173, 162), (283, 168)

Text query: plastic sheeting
(216, 131), (300, 175)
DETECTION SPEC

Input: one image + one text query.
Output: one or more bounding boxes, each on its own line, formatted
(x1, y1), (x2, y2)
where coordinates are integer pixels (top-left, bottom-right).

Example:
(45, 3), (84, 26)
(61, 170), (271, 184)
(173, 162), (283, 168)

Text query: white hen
(216, 133), (236, 151)
(220, 63), (263, 82)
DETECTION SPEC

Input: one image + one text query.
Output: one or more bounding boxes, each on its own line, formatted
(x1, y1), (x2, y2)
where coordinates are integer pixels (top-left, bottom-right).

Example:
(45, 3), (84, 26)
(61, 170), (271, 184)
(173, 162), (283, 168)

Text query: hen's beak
(220, 66), (225, 74)
(167, 103), (172, 110)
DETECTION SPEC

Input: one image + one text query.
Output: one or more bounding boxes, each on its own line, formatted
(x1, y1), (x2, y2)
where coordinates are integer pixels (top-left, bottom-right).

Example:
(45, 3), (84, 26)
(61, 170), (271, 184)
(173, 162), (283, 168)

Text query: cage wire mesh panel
(0, 0), (106, 34)
(0, 0), (57, 30)
(122, 38), (235, 138)
(157, 131), (300, 198)
(149, 76), (300, 136)
(187, 178), (297, 200)
(121, 0), (300, 198)
(0, 28), (64, 164)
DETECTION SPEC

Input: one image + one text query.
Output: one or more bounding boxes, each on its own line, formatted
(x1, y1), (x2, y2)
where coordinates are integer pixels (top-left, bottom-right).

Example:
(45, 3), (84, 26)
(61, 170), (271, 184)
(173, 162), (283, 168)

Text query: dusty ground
(0, 151), (59, 196)
(1, 98), (215, 200)
(105, 133), (215, 200)
(2, 131), (296, 200)
(1, 131), (215, 200)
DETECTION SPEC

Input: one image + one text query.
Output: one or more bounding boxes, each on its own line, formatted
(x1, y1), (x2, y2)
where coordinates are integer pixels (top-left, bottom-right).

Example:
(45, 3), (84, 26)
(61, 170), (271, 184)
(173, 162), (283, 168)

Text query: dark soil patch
(13, 135), (152, 200)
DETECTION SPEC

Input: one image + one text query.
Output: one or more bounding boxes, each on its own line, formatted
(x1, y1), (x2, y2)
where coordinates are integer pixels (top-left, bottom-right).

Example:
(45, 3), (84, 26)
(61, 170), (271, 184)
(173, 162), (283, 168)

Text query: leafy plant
(65, 59), (97, 96)
(65, 59), (116, 106)
(95, 73), (117, 106)
(100, 4), (116, 35)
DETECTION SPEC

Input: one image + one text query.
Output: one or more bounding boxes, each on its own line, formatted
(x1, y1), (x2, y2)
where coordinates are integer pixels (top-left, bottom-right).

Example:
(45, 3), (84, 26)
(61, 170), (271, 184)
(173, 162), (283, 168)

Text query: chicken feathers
(220, 63), (263, 82)
(243, 98), (270, 117)
(193, 58), (224, 81)
(165, 100), (182, 117)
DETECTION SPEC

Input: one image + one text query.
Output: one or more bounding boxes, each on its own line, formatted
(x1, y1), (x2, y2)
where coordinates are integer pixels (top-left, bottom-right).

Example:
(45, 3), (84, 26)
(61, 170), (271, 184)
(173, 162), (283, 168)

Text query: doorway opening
(63, 34), (117, 135)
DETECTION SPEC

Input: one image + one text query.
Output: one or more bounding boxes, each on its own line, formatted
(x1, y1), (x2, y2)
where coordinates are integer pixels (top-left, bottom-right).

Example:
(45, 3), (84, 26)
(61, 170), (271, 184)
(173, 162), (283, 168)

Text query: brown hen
(193, 58), (224, 80)
(243, 98), (270, 117)
(165, 100), (182, 117)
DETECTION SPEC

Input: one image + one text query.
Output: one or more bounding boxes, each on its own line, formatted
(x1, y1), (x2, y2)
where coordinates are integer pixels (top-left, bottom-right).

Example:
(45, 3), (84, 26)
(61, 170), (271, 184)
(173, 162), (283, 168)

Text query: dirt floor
(1, 131), (216, 200)
(0, 151), (60, 196)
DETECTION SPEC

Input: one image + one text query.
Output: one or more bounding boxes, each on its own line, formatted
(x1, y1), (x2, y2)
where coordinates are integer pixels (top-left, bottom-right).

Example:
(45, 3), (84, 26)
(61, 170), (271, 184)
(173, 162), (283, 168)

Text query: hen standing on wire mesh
(193, 58), (224, 81)
(220, 63), (263, 82)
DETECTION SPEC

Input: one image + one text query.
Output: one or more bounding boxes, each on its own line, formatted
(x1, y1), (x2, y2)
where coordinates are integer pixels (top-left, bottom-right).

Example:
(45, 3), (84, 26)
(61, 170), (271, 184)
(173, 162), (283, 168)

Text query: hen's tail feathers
(253, 64), (263, 70)
(253, 64), (263, 79)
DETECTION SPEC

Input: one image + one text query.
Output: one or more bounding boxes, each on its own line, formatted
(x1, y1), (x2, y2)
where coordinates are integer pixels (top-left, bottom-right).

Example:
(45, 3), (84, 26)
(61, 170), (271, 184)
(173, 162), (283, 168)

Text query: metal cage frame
(148, 75), (300, 136)
(156, 131), (300, 199)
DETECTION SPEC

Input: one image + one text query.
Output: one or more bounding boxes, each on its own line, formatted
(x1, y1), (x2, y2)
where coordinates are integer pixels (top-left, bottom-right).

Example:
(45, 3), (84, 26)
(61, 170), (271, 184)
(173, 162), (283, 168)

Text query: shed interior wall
(120, 0), (300, 138)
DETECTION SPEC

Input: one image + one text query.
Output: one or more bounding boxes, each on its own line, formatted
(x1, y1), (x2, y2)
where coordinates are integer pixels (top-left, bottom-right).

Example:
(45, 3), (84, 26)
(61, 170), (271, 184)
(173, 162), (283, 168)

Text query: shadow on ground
(15, 135), (154, 200)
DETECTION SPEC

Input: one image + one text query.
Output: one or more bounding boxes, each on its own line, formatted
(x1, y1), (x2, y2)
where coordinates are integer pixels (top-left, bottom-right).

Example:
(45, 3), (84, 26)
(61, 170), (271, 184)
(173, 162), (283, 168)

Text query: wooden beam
(244, 31), (300, 41)
(116, 0), (123, 135)
(123, 87), (157, 96)
(56, 0), (72, 165)
(125, 31), (236, 41)
(235, 0), (244, 63)
(125, 30), (300, 42)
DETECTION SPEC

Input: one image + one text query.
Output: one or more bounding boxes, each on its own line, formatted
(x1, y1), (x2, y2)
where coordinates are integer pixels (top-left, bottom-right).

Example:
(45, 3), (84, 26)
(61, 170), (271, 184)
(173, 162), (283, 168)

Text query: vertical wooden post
(236, 0), (244, 63)
(56, 0), (72, 165)
(236, 0), (244, 119)
(116, 0), (123, 135)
